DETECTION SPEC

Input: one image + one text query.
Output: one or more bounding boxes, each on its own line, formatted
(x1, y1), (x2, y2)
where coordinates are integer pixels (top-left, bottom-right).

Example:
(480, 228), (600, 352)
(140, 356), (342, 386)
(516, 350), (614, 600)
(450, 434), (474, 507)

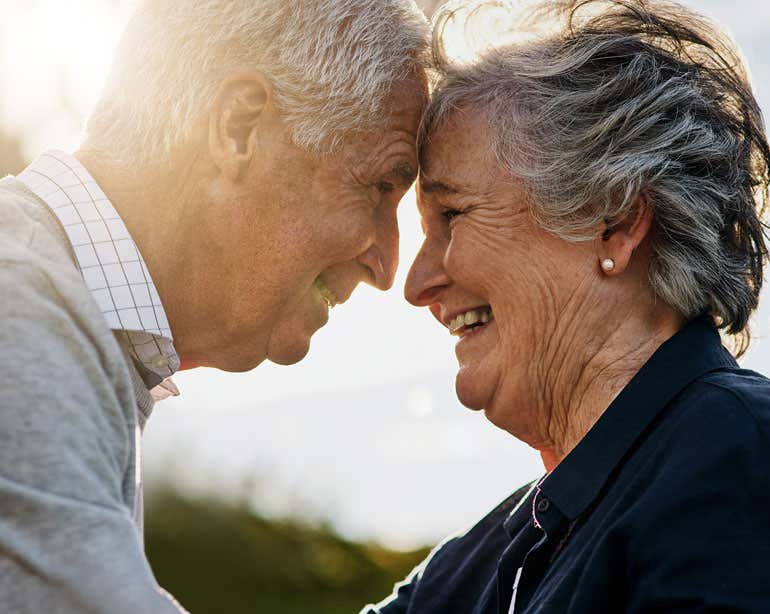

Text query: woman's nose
(405, 237), (450, 306)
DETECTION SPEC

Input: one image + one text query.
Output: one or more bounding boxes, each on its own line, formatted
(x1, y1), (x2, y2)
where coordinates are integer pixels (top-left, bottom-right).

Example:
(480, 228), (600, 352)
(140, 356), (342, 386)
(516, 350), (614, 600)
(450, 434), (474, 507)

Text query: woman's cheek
(447, 228), (496, 288)
(442, 234), (464, 280)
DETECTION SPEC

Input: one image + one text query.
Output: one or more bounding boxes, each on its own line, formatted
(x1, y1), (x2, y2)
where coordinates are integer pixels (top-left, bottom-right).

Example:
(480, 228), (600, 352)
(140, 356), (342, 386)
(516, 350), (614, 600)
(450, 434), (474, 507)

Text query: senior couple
(1, 0), (769, 612)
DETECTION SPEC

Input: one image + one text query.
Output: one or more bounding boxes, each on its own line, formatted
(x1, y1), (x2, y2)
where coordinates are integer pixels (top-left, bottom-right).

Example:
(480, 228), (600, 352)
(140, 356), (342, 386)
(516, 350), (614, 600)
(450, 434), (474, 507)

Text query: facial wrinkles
(442, 182), (580, 444)
(306, 84), (422, 287)
(353, 132), (417, 196)
(448, 215), (520, 323)
(309, 165), (376, 260)
(416, 112), (565, 441)
(441, 201), (531, 418)
(543, 270), (658, 448)
(472, 236), (554, 432)
(532, 250), (614, 441)
(444, 183), (529, 305)
(352, 81), (422, 182)
(335, 137), (416, 265)
(504, 250), (593, 447)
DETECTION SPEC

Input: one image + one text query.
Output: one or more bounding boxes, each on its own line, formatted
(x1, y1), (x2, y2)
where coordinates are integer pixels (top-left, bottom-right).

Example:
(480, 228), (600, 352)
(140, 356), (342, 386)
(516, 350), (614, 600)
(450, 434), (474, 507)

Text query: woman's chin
(455, 363), (492, 411)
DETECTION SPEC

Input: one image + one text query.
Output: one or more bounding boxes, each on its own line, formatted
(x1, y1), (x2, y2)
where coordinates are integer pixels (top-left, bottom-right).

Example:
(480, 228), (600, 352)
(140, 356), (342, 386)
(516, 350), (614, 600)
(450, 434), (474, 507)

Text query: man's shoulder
(0, 178), (132, 411)
(0, 241), (97, 342)
(0, 254), (126, 385)
(0, 175), (75, 269)
(0, 175), (99, 323)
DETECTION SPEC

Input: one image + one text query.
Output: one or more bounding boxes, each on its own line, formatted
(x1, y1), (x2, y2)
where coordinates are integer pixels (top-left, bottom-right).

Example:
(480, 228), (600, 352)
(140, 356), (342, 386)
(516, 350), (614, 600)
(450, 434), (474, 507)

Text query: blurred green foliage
(145, 491), (431, 614)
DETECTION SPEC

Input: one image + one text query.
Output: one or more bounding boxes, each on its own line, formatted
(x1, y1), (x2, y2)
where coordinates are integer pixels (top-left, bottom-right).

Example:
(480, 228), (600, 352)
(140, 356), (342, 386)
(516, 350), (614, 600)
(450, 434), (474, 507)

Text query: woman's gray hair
(84, 0), (429, 166)
(423, 0), (770, 354)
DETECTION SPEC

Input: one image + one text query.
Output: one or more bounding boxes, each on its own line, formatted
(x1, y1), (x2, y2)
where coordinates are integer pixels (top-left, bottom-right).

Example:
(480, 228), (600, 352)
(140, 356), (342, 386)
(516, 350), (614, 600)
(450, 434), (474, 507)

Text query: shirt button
(537, 498), (550, 513)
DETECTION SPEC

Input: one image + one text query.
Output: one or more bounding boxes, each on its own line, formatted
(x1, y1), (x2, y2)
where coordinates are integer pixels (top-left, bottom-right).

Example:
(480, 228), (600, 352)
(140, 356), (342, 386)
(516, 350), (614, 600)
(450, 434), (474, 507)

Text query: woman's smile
(454, 312), (496, 350)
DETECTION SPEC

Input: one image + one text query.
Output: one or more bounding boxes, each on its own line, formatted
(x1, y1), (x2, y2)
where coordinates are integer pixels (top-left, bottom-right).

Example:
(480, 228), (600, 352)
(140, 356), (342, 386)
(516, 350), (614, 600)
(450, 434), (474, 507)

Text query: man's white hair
(84, 0), (430, 167)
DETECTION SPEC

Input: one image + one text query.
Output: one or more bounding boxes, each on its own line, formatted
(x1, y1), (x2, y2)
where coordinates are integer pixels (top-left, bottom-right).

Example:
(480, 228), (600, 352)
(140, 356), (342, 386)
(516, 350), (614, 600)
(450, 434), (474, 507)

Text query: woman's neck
(536, 307), (684, 471)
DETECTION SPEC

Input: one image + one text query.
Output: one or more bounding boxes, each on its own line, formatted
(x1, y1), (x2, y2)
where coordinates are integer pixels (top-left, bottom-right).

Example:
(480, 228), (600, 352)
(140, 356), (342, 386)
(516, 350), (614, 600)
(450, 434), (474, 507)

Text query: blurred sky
(1, 0), (768, 549)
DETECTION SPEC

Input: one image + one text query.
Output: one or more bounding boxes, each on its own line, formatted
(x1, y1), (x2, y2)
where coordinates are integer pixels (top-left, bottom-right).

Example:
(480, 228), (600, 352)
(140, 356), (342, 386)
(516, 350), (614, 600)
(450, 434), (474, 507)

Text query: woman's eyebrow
(419, 178), (462, 195)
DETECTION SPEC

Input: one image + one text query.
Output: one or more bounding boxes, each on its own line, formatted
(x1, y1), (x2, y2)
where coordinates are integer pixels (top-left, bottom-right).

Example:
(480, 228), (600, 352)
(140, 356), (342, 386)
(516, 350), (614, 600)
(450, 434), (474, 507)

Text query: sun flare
(0, 0), (131, 151)
(434, 0), (558, 64)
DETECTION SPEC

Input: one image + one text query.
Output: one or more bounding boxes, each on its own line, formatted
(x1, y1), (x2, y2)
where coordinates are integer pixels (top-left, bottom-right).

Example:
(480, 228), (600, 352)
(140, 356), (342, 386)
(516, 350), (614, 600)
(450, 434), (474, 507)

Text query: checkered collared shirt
(18, 150), (180, 399)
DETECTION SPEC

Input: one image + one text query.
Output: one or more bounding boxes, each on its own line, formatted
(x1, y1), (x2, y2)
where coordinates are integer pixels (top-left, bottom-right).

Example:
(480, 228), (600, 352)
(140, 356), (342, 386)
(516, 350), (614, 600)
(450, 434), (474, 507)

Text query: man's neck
(74, 148), (181, 329)
(74, 148), (154, 236)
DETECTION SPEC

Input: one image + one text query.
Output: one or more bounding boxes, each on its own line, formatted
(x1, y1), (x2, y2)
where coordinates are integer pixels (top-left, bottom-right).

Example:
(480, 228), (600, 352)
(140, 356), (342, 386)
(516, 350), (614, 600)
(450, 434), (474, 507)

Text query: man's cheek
(321, 220), (374, 262)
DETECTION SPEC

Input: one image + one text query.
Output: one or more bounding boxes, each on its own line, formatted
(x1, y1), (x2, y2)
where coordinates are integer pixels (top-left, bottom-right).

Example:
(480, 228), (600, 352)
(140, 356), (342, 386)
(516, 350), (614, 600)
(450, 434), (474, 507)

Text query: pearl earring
(601, 258), (615, 273)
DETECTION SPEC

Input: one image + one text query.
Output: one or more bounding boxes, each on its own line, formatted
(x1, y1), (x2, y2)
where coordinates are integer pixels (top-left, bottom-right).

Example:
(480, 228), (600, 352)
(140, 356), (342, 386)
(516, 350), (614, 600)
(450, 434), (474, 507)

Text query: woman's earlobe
(596, 196), (654, 276)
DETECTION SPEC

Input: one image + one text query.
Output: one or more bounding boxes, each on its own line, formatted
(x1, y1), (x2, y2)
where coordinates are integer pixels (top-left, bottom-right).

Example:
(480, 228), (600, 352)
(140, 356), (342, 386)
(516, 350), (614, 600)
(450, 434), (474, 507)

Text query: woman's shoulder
(638, 366), (770, 496)
(678, 367), (770, 436)
(618, 368), (770, 610)
(695, 367), (770, 414)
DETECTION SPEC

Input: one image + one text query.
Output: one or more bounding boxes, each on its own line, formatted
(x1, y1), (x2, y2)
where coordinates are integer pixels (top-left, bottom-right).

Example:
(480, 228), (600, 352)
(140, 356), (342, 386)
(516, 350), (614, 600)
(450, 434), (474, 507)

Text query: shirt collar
(539, 316), (736, 521)
(17, 150), (180, 394)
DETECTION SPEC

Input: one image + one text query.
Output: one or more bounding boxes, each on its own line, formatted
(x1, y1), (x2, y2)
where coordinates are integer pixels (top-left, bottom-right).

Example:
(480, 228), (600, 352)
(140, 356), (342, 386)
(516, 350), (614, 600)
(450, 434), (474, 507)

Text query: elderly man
(0, 1), (428, 611)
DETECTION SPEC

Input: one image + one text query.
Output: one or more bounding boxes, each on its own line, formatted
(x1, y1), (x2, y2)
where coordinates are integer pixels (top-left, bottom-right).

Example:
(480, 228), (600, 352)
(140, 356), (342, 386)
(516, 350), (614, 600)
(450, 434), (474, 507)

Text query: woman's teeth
(449, 307), (493, 335)
(315, 277), (338, 309)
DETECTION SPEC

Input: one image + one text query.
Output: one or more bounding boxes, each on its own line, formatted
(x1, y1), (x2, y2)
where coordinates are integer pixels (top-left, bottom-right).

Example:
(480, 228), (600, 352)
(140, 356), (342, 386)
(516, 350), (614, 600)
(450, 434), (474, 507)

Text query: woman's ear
(597, 194), (654, 276)
(208, 72), (271, 181)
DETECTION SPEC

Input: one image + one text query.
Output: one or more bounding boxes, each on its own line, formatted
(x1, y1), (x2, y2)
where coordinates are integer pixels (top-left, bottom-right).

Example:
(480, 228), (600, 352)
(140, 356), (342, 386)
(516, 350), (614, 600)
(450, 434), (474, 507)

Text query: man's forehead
(383, 73), (430, 124)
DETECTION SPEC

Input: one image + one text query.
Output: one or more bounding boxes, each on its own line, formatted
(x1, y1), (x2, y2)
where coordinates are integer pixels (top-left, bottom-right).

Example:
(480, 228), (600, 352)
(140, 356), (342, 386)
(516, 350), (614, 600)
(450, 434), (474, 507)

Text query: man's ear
(597, 194), (654, 275)
(208, 72), (271, 181)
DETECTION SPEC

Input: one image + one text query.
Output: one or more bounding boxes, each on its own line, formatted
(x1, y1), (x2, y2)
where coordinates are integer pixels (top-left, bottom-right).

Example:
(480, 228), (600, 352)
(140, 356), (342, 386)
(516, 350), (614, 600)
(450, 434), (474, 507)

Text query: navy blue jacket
(365, 318), (770, 613)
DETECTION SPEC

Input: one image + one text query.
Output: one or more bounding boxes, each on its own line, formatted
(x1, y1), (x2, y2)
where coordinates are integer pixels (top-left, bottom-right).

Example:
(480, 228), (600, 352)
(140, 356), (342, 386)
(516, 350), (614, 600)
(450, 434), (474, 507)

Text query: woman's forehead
(419, 112), (507, 197)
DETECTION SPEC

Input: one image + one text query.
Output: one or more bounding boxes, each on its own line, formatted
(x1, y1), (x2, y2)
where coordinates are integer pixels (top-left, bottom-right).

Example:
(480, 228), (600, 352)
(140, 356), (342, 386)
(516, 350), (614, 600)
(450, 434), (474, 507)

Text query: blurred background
(1, 0), (768, 612)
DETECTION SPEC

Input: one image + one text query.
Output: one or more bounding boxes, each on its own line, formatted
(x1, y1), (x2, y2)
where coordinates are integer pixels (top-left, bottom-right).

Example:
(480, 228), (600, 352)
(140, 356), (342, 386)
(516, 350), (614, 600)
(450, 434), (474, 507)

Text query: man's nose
(357, 207), (399, 291)
(405, 237), (450, 307)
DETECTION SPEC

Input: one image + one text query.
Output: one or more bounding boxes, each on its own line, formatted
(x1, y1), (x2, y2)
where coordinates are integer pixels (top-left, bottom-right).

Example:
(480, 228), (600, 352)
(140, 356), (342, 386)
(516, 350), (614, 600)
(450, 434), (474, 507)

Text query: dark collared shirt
(365, 318), (770, 613)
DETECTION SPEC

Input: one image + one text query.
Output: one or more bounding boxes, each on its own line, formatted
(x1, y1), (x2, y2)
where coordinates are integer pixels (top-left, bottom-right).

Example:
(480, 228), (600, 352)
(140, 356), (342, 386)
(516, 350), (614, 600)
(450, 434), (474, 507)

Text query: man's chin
(200, 336), (305, 372)
(267, 335), (312, 366)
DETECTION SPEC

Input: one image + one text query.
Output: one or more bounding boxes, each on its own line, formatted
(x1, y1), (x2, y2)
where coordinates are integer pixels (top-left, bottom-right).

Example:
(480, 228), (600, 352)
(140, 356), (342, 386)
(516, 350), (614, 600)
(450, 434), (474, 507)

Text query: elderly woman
(365, 0), (770, 612)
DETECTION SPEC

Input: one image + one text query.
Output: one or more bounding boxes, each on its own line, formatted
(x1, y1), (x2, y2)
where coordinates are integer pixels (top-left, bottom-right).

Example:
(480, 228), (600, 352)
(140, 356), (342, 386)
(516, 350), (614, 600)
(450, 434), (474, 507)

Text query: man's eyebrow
(419, 179), (462, 195)
(392, 161), (418, 187)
